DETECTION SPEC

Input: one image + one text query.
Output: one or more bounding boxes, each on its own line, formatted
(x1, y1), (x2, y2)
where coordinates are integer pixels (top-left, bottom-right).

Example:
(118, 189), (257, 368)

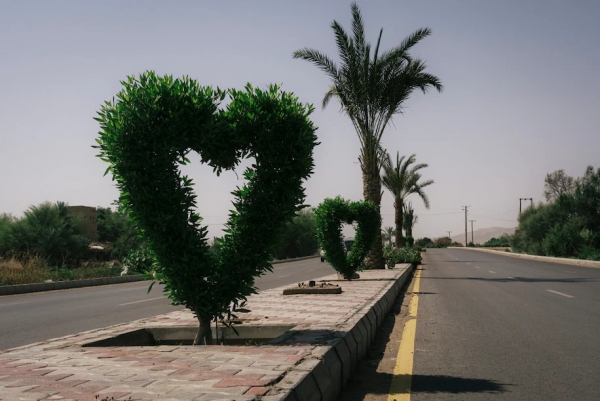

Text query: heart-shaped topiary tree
(314, 197), (380, 280)
(95, 71), (318, 344)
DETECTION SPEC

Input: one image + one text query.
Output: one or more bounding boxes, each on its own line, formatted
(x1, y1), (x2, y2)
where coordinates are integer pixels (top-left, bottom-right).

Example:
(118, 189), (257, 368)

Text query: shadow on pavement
(348, 372), (510, 395)
(411, 374), (510, 394)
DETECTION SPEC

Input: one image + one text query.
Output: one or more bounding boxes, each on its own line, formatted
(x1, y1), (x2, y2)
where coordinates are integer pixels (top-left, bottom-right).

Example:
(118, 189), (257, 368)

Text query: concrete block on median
(320, 347), (343, 398)
(278, 370), (321, 401)
(311, 360), (335, 400)
(343, 334), (358, 377)
(333, 337), (352, 384)
(366, 309), (377, 342)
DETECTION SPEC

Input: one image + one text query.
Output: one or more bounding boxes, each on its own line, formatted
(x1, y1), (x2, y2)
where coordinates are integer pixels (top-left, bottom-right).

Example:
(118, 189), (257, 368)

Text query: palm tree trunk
(362, 160), (385, 269)
(394, 197), (405, 247)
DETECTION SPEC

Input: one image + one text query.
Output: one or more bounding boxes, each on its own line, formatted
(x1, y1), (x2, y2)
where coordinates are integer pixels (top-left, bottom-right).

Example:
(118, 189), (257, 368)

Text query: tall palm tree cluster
(381, 153), (433, 247)
(294, 3), (441, 268)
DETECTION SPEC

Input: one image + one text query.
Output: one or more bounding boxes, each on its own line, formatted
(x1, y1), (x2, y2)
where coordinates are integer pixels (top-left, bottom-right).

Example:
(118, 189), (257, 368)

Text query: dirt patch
(336, 267), (418, 400)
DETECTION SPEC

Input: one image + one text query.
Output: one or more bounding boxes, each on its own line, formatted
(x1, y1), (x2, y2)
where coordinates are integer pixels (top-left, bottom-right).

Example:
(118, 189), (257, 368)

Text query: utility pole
(519, 198), (533, 214)
(447, 231), (452, 240)
(462, 206), (470, 247)
(469, 220), (476, 245)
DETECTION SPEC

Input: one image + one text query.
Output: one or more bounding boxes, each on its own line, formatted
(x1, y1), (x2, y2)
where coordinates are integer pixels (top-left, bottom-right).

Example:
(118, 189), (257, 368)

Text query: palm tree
(382, 226), (396, 246)
(381, 153), (433, 247)
(293, 3), (442, 269)
(403, 202), (418, 238)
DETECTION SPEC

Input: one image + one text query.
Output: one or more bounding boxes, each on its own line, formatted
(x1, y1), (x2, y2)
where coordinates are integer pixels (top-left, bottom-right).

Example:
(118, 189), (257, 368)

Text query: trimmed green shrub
(383, 244), (422, 267)
(96, 72), (317, 344)
(314, 197), (380, 279)
(405, 236), (414, 247)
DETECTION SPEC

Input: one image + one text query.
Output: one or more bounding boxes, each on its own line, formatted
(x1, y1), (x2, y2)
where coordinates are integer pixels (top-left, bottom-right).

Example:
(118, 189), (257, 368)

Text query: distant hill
(449, 226), (515, 245)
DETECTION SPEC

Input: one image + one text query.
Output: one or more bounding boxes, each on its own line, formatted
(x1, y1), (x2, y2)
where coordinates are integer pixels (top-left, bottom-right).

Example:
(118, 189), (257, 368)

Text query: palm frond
(322, 86), (339, 109)
(293, 48), (340, 80)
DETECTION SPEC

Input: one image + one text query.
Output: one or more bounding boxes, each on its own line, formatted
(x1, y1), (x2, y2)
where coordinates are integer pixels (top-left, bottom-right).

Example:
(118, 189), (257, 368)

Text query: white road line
(307, 269), (316, 272)
(546, 290), (574, 298)
(119, 296), (164, 306)
(489, 271), (496, 274)
(279, 274), (290, 278)
(0, 301), (29, 308)
(507, 277), (515, 279)
(475, 266), (481, 269)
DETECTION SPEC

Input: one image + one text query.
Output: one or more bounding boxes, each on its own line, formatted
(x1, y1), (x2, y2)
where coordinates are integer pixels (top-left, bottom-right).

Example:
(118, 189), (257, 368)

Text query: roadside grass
(0, 256), (124, 286)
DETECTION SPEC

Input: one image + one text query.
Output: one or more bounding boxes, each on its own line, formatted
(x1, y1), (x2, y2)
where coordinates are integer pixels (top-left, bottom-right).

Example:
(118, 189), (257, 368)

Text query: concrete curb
(0, 255), (318, 297)
(459, 247), (600, 269)
(274, 265), (415, 401)
(0, 274), (146, 296)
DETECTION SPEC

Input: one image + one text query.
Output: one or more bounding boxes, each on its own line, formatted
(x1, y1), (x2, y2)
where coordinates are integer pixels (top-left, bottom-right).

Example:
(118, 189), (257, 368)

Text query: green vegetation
(314, 197), (380, 279)
(381, 226), (396, 246)
(97, 207), (143, 260)
(512, 166), (600, 260)
(381, 153), (433, 247)
(483, 235), (511, 247)
(294, 3), (442, 269)
(383, 244), (422, 267)
(96, 71), (317, 344)
(415, 237), (435, 248)
(0, 202), (90, 267)
(272, 208), (319, 260)
(0, 202), (142, 286)
(403, 202), (418, 238)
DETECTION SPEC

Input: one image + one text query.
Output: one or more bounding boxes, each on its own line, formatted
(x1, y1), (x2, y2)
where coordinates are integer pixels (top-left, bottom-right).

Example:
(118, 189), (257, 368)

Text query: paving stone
(0, 268), (409, 401)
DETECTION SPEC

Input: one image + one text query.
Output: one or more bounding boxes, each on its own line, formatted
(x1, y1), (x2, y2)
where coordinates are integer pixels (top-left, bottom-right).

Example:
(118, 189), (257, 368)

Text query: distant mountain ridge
(449, 226), (515, 245)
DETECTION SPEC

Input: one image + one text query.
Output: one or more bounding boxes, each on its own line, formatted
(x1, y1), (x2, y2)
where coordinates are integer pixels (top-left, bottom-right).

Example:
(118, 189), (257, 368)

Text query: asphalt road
(412, 248), (600, 401)
(0, 256), (335, 351)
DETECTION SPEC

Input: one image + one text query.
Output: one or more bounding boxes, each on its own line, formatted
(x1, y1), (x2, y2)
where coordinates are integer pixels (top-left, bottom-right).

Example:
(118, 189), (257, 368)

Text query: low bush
(483, 234), (512, 247)
(0, 255), (51, 285)
(122, 245), (156, 275)
(383, 244), (422, 267)
(0, 255), (124, 286)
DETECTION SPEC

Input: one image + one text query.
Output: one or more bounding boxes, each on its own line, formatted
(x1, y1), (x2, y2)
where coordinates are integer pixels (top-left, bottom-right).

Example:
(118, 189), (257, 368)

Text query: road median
(0, 264), (413, 400)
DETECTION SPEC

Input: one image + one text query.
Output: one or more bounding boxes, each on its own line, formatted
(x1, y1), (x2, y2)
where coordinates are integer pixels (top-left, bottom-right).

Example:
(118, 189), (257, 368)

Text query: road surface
(0, 256), (334, 350)
(412, 248), (600, 400)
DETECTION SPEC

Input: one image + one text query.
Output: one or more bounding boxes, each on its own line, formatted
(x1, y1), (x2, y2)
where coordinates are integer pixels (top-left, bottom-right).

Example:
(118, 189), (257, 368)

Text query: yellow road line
(388, 268), (421, 401)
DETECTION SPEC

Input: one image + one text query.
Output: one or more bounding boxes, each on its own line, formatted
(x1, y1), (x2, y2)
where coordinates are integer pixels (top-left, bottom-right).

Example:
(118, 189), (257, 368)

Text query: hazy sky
(1, 0), (599, 241)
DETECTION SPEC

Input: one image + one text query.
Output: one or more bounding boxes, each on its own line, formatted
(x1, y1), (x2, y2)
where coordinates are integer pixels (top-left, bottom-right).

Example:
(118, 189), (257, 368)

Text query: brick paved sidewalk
(0, 267), (410, 401)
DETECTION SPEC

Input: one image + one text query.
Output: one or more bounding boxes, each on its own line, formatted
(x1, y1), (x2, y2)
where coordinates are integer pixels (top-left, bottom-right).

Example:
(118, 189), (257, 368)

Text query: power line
(381, 211), (462, 217)
(471, 215), (517, 223)
(471, 208), (519, 218)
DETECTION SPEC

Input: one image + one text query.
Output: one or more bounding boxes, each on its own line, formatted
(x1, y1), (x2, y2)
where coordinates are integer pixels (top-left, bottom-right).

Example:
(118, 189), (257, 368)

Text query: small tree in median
(314, 197), (379, 279)
(96, 72), (318, 344)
